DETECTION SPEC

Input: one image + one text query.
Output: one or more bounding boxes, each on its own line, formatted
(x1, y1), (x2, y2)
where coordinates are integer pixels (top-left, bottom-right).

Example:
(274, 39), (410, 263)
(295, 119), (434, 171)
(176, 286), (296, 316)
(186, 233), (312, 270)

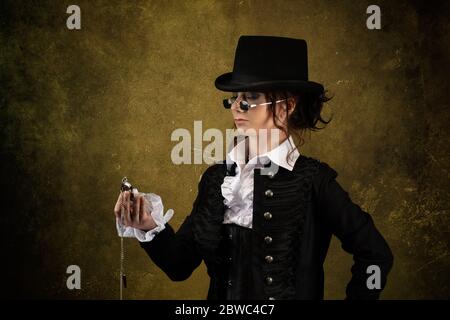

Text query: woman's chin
(235, 125), (251, 134)
(235, 121), (250, 129)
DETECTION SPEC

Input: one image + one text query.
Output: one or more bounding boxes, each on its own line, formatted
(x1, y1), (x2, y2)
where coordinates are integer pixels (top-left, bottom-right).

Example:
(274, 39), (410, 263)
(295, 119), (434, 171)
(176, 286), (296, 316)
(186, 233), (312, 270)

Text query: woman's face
(230, 92), (295, 135)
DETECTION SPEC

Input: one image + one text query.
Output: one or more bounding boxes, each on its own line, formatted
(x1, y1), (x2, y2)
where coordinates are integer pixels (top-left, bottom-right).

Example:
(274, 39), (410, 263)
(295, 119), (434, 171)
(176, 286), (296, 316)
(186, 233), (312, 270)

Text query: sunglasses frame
(223, 96), (286, 112)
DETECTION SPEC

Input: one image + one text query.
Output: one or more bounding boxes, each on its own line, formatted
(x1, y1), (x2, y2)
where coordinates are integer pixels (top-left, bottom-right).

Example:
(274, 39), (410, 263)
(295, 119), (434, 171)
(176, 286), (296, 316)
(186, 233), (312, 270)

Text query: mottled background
(0, 0), (449, 299)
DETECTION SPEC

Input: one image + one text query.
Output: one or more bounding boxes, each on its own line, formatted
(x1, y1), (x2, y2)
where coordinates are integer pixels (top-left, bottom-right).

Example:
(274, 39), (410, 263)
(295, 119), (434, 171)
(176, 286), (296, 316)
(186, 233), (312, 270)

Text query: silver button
(269, 296), (276, 300)
(265, 255), (274, 263)
(228, 233), (233, 240)
(267, 171), (275, 179)
(265, 276), (273, 285)
(264, 236), (273, 244)
(265, 189), (274, 197)
(228, 256), (232, 261)
(228, 280), (232, 286)
(263, 212), (272, 220)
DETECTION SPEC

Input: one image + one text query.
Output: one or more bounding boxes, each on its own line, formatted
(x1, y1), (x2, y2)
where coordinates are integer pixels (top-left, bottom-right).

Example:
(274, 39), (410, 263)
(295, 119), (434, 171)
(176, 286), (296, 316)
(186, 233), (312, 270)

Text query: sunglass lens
(240, 101), (249, 111)
(223, 99), (232, 109)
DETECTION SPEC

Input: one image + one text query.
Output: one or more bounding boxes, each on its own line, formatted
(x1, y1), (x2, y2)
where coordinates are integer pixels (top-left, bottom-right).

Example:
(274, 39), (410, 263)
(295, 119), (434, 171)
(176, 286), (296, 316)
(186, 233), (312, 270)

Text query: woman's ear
(287, 96), (297, 116)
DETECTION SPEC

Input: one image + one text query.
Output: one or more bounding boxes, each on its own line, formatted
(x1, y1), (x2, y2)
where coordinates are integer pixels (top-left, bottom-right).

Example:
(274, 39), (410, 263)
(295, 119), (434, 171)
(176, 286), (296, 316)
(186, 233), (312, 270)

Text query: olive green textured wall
(0, 0), (448, 299)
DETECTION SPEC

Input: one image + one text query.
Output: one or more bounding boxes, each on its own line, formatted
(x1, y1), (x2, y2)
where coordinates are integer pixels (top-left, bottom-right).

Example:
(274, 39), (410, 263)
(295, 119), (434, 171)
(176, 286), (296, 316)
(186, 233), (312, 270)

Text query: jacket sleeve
(138, 173), (207, 282)
(315, 162), (394, 299)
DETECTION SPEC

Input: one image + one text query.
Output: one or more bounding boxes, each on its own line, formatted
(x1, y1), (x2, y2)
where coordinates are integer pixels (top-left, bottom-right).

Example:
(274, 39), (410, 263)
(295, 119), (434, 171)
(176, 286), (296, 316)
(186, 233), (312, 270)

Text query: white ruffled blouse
(116, 135), (300, 242)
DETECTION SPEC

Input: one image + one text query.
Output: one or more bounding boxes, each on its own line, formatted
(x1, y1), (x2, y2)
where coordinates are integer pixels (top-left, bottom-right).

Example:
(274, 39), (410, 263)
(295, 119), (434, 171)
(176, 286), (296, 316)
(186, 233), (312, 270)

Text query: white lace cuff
(116, 192), (174, 242)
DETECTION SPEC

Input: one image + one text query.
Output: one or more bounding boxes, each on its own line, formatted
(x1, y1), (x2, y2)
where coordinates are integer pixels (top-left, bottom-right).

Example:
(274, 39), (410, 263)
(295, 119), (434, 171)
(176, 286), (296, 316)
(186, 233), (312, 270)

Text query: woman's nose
(231, 96), (244, 112)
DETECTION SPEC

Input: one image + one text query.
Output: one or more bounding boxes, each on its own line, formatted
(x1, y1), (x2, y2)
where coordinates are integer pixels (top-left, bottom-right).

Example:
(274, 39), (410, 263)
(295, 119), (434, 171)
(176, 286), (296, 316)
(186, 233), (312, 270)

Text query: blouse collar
(226, 134), (300, 172)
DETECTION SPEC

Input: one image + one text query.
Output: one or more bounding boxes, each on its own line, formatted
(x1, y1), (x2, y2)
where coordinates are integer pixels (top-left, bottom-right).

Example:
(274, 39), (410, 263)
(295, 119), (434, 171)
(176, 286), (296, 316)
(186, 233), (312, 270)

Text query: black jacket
(139, 155), (394, 299)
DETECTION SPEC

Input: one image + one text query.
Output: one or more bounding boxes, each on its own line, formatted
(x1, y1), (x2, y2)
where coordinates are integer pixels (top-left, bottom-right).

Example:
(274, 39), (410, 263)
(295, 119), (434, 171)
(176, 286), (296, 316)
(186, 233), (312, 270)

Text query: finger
(124, 191), (132, 226)
(120, 191), (125, 209)
(126, 191), (132, 225)
(130, 193), (137, 220)
(129, 194), (134, 214)
(114, 192), (122, 215)
(114, 192), (122, 218)
(139, 196), (145, 223)
(129, 194), (136, 222)
(119, 192), (126, 222)
(133, 195), (141, 224)
(120, 192), (126, 222)
(120, 201), (125, 222)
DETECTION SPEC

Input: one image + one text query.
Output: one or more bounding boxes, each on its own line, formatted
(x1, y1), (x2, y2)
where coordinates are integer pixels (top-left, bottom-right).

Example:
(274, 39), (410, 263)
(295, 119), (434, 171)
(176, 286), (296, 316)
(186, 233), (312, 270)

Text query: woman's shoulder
(293, 155), (340, 202)
(293, 154), (338, 177)
(292, 154), (339, 191)
(196, 160), (228, 185)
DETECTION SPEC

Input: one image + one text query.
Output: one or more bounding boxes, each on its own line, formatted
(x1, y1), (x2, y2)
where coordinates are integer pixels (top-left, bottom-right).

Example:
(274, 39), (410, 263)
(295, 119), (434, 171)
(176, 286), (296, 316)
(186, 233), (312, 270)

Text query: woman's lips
(234, 118), (248, 123)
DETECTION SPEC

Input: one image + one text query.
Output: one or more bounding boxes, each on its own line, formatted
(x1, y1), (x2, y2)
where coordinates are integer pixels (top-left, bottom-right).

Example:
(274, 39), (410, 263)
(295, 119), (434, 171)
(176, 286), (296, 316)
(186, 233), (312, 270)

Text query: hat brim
(215, 72), (324, 95)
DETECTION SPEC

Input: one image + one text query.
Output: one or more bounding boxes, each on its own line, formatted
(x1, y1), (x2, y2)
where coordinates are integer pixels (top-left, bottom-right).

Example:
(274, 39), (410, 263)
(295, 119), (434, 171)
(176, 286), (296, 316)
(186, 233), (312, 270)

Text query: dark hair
(229, 89), (333, 166)
(264, 89), (333, 165)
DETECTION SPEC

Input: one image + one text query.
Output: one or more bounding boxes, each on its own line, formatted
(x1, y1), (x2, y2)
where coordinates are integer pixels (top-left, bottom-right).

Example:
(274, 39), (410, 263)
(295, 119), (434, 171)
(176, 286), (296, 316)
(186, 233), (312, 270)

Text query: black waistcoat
(193, 156), (323, 300)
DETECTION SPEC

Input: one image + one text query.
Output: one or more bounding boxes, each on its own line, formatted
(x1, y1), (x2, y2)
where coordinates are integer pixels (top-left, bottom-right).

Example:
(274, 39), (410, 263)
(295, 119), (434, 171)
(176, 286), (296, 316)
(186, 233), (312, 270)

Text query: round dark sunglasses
(223, 96), (286, 112)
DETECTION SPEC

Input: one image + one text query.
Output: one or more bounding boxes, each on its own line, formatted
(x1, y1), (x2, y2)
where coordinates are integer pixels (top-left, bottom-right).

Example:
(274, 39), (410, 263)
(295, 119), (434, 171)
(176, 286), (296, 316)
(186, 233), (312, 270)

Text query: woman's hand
(114, 191), (157, 232)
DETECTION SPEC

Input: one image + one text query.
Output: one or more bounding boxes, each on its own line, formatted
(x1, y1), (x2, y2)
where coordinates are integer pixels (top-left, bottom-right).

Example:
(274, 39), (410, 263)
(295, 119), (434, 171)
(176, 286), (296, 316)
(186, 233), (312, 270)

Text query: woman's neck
(247, 130), (288, 160)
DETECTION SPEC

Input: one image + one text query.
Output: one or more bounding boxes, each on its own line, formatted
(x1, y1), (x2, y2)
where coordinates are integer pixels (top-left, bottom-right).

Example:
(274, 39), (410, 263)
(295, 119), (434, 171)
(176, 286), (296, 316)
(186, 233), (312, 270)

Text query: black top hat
(215, 35), (324, 94)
